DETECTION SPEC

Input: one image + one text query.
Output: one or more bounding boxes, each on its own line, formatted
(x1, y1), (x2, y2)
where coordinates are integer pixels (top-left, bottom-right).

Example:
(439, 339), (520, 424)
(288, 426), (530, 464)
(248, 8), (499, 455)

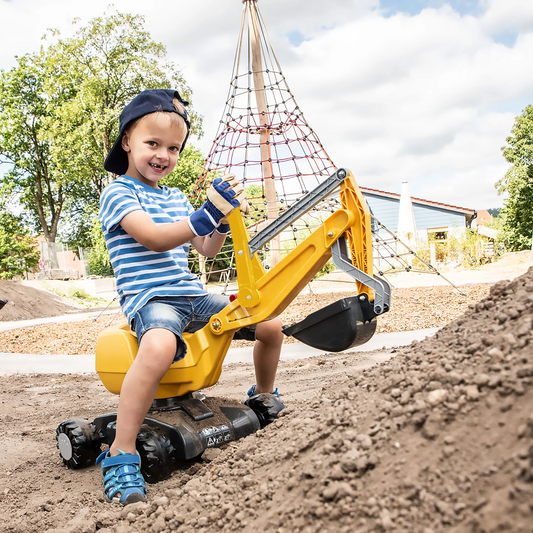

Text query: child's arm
(118, 174), (244, 255)
(120, 211), (227, 257)
(120, 210), (195, 252)
(191, 231), (227, 257)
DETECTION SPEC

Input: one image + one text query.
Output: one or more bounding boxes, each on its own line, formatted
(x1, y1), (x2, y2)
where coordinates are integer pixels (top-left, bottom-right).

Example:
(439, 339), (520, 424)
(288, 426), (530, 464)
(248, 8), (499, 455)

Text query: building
(360, 186), (476, 244)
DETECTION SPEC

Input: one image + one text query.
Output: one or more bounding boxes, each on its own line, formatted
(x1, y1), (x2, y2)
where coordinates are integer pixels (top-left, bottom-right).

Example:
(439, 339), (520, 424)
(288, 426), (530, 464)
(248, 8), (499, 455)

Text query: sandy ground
(0, 254), (532, 532)
(0, 285), (490, 356)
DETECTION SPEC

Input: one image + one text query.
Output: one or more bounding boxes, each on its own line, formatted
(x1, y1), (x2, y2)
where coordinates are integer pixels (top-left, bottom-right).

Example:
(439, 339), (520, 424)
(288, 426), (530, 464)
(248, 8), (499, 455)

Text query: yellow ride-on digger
(56, 168), (391, 483)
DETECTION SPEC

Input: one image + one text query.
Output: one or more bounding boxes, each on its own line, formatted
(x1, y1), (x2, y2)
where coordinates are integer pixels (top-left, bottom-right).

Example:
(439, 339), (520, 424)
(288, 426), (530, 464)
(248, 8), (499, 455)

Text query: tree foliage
(0, 212), (40, 279)
(160, 146), (206, 198)
(0, 52), (68, 242)
(0, 9), (203, 249)
(44, 11), (202, 195)
(244, 184), (266, 225)
(497, 105), (533, 251)
(87, 217), (114, 277)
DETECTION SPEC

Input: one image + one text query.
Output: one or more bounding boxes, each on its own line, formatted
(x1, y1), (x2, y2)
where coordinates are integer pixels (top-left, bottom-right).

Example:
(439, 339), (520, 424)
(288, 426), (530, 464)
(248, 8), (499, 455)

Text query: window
(427, 229), (448, 242)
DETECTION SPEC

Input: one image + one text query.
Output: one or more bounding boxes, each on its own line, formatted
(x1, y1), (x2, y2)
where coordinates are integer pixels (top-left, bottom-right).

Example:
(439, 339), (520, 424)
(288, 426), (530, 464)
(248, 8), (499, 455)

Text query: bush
(0, 212), (39, 279)
(412, 230), (496, 269)
(87, 248), (114, 277)
(88, 217), (114, 277)
(316, 260), (336, 278)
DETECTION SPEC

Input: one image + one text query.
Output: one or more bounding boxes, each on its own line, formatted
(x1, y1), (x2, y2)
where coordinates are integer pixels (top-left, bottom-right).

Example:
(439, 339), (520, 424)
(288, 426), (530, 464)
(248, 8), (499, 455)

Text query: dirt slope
(1, 268), (532, 532)
(0, 281), (83, 321)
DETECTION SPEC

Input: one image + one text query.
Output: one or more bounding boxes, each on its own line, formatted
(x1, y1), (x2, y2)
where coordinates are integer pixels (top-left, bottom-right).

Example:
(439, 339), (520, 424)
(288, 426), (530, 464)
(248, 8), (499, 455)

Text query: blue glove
(187, 175), (243, 236)
(187, 200), (224, 237)
(207, 174), (244, 214)
(216, 220), (231, 234)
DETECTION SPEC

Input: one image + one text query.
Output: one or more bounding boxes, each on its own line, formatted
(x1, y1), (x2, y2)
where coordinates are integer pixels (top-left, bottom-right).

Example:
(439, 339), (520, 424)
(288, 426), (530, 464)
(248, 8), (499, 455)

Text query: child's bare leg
(110, 328), (176, 456)
(253, 318), (284, 393)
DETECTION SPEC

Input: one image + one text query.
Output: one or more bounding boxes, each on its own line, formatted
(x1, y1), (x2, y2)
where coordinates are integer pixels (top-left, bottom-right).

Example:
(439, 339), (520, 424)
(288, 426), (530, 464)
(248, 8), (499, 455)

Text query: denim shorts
(132, 293), (255, 362)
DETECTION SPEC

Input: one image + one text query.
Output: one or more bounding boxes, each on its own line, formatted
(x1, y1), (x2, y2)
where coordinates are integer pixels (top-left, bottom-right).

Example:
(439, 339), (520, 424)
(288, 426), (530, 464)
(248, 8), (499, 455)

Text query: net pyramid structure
(188, 0), (457, 293)
(188, 0), (341, 286)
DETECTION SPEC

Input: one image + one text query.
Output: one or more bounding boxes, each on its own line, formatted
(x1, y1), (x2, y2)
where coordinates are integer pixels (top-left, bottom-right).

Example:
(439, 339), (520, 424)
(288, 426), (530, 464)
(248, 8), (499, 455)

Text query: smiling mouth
(150, 163), (167, 171)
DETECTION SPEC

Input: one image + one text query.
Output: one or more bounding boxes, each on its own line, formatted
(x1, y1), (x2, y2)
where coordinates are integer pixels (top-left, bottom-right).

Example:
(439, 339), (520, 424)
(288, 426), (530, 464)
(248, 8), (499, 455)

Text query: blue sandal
(96, 449), (147, 505)
(246, 384), (280, 399)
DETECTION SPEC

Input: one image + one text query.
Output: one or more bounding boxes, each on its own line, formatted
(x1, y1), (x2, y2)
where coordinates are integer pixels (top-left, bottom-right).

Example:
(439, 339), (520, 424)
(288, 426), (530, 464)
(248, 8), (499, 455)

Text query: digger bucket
(282, 295), (377, 352)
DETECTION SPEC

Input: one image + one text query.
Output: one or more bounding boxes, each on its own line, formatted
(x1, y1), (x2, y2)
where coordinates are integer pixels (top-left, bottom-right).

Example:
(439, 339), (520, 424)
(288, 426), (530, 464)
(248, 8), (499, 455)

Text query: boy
(97, 89), (284, 504)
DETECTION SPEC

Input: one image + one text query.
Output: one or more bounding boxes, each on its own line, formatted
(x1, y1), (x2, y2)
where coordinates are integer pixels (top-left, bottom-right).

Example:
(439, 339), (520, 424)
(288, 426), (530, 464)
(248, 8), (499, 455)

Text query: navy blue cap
(104, 89), (191, 175)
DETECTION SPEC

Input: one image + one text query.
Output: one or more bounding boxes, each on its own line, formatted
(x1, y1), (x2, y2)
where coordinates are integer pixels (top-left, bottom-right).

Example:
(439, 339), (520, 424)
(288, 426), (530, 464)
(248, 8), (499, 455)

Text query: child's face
(121, 113), (187, 188)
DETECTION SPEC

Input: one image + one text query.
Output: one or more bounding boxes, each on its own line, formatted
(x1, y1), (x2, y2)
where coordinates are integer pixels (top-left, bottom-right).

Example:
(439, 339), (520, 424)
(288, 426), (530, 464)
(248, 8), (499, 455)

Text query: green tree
(0, 52), (69, 243)
(0, 9), (203, 249)
(45, 10), (202, 194)
(0, 212), (40, 279)
(497, 105), (533, 251)
(160, 146), (206, 197)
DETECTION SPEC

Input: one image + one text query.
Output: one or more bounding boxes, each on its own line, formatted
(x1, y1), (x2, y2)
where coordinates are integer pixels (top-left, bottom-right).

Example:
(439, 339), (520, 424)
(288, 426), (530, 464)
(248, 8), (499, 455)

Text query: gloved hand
(188, 174), (246, 236)
(216, 217), (231, 235)
(216, 189), (250, 235)
(207, 174), (246, 214)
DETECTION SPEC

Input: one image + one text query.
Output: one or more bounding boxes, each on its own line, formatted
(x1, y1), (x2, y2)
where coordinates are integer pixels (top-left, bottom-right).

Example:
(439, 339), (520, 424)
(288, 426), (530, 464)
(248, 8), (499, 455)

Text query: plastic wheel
(136, 425), (177, 484)
(56, 418), (102, 469)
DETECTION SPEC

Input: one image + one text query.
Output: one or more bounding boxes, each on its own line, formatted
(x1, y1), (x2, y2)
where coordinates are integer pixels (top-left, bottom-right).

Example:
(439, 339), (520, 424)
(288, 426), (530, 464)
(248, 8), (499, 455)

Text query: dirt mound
(0, 281), (82, 321)
(94, 268), (532, 532)
(1, 269), (533, 532)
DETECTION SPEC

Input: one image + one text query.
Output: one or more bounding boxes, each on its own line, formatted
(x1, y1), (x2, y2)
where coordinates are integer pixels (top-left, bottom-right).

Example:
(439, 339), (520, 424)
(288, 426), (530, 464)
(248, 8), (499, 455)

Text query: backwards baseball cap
(104, 89), (191, 176)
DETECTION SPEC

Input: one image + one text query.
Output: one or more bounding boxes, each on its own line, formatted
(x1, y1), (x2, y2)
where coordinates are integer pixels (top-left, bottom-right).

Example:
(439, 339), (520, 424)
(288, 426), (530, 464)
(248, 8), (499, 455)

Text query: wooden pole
(245, 0), (280, 266)
(199, 254), (207, 284)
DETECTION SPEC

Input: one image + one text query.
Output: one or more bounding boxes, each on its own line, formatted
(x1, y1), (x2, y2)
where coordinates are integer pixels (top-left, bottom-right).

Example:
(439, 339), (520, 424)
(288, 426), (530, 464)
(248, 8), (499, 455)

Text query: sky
(1, 0), (533, 210)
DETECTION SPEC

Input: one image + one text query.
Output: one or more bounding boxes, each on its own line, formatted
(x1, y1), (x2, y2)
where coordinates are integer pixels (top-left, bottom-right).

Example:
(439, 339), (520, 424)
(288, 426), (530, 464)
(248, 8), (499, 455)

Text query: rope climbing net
(187, 0), (460, 295)
(370, 217), (467, 295)
(188, 1), (338, 289)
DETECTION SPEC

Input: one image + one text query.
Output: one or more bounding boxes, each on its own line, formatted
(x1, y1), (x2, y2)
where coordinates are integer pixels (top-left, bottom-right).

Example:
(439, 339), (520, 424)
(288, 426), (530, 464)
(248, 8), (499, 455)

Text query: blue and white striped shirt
(99, 175), (206, 323)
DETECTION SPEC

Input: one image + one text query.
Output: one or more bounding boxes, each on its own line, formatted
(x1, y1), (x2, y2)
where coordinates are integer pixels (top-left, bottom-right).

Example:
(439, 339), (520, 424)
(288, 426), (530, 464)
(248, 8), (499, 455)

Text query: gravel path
(0, 285), (490, 355)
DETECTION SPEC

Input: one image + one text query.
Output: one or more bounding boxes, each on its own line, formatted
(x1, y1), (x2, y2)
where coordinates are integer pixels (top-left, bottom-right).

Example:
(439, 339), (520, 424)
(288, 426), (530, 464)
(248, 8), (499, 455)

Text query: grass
(42, 282), (114, 308)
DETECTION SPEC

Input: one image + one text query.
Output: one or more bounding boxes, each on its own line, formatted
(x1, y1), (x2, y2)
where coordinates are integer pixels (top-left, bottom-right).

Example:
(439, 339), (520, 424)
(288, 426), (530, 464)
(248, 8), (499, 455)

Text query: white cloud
(279, 5), (531, 207)
(481, 0), (533, 33)
(1, 0), (531, 209)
